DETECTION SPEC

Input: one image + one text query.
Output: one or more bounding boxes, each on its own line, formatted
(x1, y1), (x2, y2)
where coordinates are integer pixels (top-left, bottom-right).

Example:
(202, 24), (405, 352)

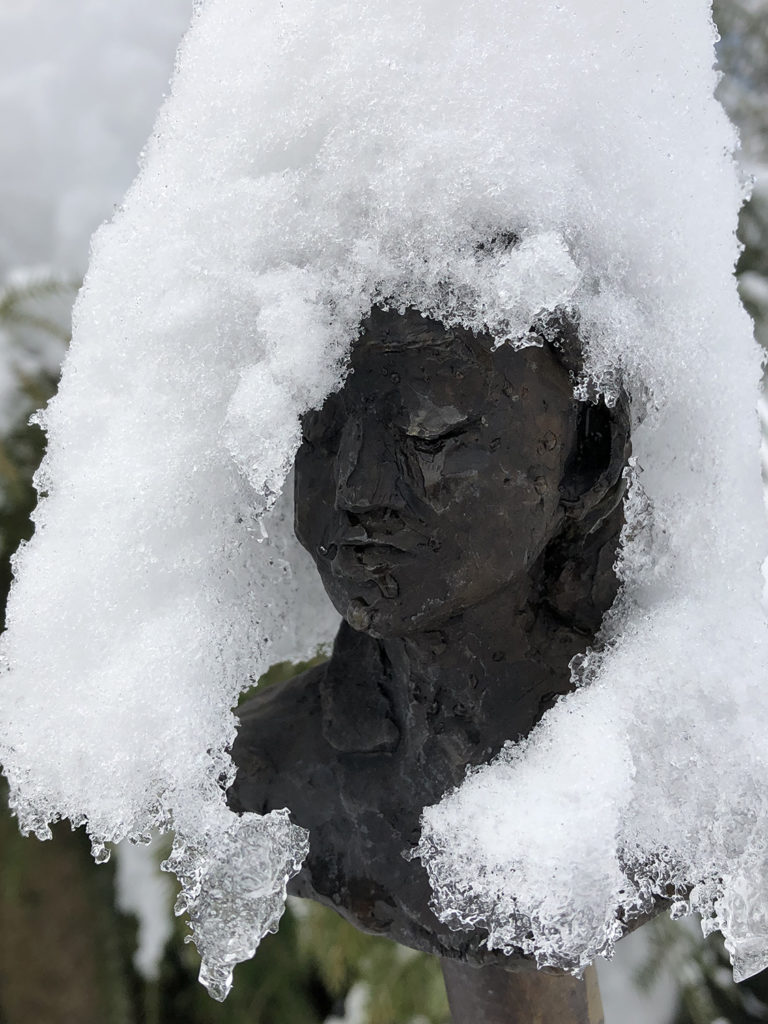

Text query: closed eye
(408, 418), (481, 454)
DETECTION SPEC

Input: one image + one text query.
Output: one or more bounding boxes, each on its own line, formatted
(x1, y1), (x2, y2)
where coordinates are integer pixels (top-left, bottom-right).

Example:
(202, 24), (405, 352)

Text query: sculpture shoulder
(236, 660), (329, 735)
(237, 621), (399, 757)
(229, 661), (330, 815)
(229, 624), (400, 816)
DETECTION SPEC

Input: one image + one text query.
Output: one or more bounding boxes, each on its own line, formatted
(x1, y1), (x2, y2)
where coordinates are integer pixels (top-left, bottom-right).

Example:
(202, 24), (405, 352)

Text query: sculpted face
(294, 309), (581, 638)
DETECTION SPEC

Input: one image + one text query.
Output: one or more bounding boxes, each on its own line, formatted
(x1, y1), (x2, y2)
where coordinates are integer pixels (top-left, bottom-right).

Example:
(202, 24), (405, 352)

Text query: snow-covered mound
(1, 0), (766, 998)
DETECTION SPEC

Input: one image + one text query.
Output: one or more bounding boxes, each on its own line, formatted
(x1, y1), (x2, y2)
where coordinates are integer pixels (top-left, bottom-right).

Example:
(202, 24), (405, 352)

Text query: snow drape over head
(0, 0), (766, 997)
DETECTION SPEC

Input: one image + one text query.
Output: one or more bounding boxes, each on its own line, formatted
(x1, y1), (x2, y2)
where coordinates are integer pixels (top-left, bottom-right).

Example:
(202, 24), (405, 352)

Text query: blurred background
(0, 2), (766, 1021)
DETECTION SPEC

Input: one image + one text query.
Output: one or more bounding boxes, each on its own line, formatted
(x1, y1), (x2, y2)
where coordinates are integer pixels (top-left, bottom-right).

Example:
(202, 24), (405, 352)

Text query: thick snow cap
(1, 0), (767, 999)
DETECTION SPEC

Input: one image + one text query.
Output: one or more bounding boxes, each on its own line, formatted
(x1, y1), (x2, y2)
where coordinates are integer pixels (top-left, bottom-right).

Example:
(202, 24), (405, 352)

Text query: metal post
(441, 961), (605, 1024)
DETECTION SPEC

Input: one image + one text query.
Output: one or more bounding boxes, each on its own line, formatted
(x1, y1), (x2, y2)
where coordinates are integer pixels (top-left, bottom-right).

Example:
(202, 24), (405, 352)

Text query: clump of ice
(1, 0), (766, 997)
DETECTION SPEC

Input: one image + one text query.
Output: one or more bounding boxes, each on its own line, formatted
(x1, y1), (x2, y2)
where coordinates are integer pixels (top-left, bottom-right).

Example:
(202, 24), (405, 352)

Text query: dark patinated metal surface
(442, 961), (605, 1024)
(229, 306), (631, 968)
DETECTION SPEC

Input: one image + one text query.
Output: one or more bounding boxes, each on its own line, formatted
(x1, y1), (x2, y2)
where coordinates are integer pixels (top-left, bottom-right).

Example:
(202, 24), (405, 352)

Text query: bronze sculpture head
(295, 305), (628, 639)
(230, 305), (630, 965)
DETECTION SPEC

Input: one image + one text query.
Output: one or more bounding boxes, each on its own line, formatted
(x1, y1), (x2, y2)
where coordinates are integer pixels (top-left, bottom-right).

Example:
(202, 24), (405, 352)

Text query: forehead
(345, 328), (572, 422)
(349, 335), (485, 409)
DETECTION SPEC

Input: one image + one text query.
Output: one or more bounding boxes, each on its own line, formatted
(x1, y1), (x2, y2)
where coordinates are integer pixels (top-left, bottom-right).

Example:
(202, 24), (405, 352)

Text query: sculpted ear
(536, 392), (630, 632)
(558, 393), (631, 533)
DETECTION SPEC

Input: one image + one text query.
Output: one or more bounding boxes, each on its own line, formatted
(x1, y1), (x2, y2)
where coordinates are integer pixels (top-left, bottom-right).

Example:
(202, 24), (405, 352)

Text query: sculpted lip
(331, 543), (413, 576)
(336, 512), (426, 550)
(315, 539), (415, 564)
(335, 522), (425, 552)
(330, 546), (402, 601)
(340, 537), (406, 548)
(338, 538), (411, 553)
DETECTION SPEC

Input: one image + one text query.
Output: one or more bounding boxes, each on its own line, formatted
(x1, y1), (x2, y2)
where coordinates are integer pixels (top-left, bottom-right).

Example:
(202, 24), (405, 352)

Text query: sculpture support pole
(441, 961), (605, 1024)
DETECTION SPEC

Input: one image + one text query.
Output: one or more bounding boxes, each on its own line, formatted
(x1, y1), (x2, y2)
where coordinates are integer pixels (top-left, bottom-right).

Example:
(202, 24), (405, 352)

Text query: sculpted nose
(335, 416), (404, 513)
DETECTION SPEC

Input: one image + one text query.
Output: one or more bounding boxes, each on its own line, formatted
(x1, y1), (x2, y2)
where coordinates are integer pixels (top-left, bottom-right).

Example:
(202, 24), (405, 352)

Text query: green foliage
(149, 878), (449, 1023)
(0, 274), (75, 627)
(0, 797), (136, 1024)
(0, 276), (75, 345)
(635, 915), (768, 1024)
(239, 655), (329, 703)
(298, 902), (449, 1024)
(156, 901), (334, 1024)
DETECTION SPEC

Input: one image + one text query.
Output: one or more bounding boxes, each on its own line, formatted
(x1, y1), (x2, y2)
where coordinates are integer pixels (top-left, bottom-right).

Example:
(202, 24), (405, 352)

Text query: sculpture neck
(320, 579), (591, 773)
(378, 584), (584, 757)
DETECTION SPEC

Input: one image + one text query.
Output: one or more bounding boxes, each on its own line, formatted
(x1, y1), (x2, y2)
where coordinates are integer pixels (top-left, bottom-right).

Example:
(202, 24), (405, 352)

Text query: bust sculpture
(229, 304), (631, 978)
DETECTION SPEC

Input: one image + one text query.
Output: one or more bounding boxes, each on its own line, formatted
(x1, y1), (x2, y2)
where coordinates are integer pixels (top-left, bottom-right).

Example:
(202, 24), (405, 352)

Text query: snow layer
(0, 0), (766, 999)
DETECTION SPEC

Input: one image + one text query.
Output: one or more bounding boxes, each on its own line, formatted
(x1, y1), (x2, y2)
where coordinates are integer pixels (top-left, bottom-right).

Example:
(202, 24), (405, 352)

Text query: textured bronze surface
(230, 306), (631, 967)
(442, 961), (605, 1024)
